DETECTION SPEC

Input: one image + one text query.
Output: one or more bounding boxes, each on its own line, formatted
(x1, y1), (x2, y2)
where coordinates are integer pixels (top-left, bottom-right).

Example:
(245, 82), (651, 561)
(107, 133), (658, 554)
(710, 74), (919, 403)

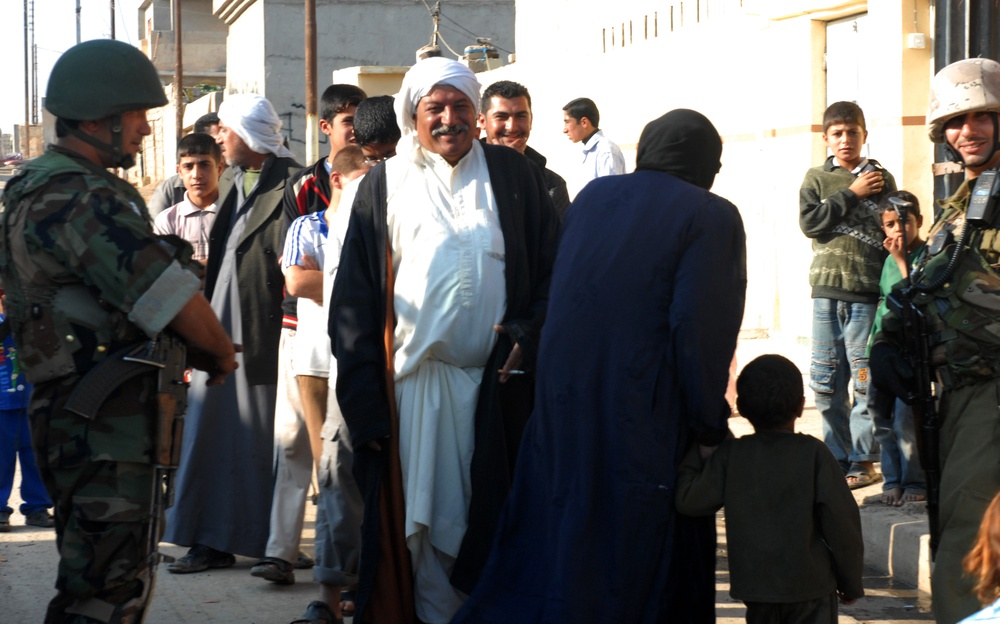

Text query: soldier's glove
(870, 342), (917, 405)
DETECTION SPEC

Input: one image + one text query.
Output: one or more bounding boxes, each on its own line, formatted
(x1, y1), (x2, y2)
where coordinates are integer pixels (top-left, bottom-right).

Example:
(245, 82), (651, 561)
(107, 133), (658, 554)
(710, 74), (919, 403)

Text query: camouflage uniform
(0, 146), (201, 623)
(882, 179), (1000, 622)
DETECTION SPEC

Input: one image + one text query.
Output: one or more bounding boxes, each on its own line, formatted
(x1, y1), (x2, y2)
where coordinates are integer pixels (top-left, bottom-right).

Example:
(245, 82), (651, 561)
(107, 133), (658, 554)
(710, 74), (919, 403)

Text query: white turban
(218, 93), (294, 159)
(394, 57), (481, 161)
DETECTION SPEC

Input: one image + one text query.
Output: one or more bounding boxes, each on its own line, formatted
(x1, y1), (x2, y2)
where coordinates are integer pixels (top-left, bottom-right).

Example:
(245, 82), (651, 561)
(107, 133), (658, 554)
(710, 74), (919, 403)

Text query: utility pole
(305, 0), (317, 164)
(174, 0), (184, 141)
(22, 0), (29, 157)
(110, 0), (115, 39)
(76, 0), (81, 43)
(416, 1), (443, 60)
(31, 40), (38, 124)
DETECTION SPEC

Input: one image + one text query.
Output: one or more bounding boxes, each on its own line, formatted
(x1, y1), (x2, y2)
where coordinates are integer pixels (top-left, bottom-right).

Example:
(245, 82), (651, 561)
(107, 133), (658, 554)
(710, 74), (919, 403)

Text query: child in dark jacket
(676, 354), (864, 623)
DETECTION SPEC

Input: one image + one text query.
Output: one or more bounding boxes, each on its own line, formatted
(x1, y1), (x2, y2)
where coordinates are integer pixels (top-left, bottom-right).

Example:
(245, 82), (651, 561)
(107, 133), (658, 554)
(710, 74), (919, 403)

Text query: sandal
(294, 551), (315, 569)
(250, 556), (295, 584)
(846, 465), (883, 490)
(340, 588), (357, 617)
(290, 600), (343, 624)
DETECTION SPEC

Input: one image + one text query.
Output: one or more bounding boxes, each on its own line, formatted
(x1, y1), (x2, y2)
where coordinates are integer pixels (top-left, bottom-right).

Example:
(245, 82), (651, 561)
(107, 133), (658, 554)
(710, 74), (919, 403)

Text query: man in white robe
(330, 58), (559, 624)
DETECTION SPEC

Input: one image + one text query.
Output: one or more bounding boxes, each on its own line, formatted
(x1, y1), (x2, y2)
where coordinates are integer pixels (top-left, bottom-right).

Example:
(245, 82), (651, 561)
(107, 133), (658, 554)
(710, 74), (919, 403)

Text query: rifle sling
(65, 343), (159, 419)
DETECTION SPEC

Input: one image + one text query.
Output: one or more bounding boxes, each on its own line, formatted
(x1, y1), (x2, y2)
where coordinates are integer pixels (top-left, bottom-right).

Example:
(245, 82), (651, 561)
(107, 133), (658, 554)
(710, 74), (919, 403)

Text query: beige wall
(480, 0), (937, 341)
(331, 67), (408, 98)
(16, 124), (44, 159)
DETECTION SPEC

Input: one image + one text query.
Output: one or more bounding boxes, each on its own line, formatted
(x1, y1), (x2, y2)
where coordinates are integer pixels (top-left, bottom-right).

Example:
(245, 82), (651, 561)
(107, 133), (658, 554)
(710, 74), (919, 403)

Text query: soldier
(871, 57), (1000, 624)
(0, 40), (237, 623)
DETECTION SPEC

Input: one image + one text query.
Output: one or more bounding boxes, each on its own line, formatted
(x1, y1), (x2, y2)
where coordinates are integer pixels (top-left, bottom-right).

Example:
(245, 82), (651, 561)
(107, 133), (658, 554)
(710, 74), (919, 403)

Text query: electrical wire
(439, 8), (513, 54)
(414, 0), (515, 58)
(435, 31), (463, 58)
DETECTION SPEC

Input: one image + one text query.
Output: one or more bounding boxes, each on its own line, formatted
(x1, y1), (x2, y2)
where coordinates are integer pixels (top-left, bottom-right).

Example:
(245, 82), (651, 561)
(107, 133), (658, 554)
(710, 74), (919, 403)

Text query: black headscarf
(635, 109), (723, 190)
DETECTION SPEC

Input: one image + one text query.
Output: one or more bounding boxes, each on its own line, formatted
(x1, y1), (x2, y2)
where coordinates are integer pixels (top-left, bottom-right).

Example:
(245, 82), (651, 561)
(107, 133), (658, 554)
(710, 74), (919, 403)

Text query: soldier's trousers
(30, 373), (159, 624)
(933, 379), (1000, 624)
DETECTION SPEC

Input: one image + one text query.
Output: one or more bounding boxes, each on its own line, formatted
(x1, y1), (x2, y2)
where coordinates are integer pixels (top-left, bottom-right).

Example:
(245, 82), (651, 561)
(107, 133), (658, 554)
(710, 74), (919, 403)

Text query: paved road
(0, 333), (939, 621)
(0, 498), (935, 623)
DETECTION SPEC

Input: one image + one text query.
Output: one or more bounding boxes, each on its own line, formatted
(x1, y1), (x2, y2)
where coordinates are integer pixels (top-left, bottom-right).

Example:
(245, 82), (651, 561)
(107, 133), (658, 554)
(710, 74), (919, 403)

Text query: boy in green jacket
(799, 101), (897, 488)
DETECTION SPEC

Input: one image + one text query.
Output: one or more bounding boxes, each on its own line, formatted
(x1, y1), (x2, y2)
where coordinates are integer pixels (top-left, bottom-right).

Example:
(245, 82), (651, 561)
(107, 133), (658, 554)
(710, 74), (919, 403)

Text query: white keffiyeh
(394, 57), (481, 162)
(218, 93), (294, 158)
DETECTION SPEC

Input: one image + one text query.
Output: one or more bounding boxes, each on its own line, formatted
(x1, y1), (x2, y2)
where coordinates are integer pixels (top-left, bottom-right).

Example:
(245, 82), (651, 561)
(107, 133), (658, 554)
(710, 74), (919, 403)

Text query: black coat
(330, 144), (560, 620)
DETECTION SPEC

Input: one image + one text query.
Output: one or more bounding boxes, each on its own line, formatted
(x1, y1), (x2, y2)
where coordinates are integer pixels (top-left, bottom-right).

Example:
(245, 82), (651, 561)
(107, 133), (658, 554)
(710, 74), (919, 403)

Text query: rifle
(123, 333), (189, 566)
(885, 287), (941, 556)
(884, 195), (944, 557)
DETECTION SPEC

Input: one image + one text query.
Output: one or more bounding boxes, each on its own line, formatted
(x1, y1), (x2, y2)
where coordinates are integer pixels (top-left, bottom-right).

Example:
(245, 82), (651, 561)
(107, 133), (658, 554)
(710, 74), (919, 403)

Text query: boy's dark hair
(194, 112), (219, 134)
(331, 144), (369, 178)
(877, 190), (922, 219)
(320, 84), (367, 122)
(481, 80), (532, 113)
(823, 101), (866, 133)
(177, 132), (222, 162)
(562, 97), (600, 128)
(353, 96), (401, 146)
(736, 354), (803, 430)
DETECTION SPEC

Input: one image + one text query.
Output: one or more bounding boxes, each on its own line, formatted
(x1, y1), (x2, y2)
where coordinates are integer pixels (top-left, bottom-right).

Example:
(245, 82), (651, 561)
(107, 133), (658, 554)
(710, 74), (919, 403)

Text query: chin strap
(68, 114), (136, 169)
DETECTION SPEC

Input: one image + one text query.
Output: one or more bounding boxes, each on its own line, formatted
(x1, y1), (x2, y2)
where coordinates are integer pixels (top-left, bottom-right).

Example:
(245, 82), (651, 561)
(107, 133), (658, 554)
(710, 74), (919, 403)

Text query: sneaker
(0, 511), (10, 533)
(25, 510), (54, 528)
(250, 556), (295, 584)
(167, 544), (236, 574)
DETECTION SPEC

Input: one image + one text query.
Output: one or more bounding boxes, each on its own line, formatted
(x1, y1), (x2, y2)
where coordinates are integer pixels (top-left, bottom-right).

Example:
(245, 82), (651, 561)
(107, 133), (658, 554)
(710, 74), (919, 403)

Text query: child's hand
(885, 233), (912, 278)
(837, 590), (857, 605)
(849, 170), (885, 199)
(884, 232), (906, 259)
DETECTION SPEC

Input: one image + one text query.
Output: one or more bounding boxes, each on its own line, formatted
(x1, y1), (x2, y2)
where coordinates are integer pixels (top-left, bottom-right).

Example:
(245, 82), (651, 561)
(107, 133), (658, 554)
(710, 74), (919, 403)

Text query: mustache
(431, 123), (469, 137)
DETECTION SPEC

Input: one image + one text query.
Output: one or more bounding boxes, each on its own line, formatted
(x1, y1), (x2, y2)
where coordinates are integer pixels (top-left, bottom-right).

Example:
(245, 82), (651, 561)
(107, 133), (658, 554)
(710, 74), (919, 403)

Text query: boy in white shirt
(285, 145), (371, 623)
(152, 132), (224, 265)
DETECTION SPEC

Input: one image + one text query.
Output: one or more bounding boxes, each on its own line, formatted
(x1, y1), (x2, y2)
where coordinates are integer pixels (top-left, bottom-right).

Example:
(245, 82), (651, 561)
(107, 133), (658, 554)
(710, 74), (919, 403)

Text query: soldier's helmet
(46, 39), (167, 121)
(927, 57), (1000, 143)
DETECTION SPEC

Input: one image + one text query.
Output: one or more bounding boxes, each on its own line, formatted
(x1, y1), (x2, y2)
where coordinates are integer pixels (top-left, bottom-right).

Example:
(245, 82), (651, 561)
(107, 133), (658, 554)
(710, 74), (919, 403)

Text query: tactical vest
(0, 150), (147, 383)
(908, 181), (1000, 388)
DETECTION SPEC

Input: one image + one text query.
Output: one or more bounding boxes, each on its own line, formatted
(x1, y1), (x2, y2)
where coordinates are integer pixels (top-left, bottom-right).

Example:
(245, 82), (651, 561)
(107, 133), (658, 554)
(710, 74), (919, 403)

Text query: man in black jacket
(480, 80), (570, 218)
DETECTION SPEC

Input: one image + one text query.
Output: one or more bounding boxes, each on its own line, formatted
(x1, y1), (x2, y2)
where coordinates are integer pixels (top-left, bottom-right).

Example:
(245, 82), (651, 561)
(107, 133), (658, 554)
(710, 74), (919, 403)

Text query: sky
(0, 0), (142, 138)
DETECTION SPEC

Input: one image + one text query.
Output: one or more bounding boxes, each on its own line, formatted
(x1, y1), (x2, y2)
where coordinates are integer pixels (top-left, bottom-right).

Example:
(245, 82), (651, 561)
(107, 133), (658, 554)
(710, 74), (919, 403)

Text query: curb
(859, 496), (932, 595)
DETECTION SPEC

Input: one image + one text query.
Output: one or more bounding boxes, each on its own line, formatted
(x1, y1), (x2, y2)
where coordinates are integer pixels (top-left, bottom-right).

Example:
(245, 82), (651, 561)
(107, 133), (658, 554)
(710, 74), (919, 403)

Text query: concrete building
(475, 0), (989, 344)
(14, 124), (44, 160)
(135, 0), (227, 187)
(214, 0), (514, 163)
(139, 0), (227, 87)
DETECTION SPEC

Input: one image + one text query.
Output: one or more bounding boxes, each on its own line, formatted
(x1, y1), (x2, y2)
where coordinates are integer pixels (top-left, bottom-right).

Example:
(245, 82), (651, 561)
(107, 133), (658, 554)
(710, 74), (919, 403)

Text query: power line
(438, 8), (513, 55)
(435, 31), (463, 58)
(417, 0), (513, 56)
